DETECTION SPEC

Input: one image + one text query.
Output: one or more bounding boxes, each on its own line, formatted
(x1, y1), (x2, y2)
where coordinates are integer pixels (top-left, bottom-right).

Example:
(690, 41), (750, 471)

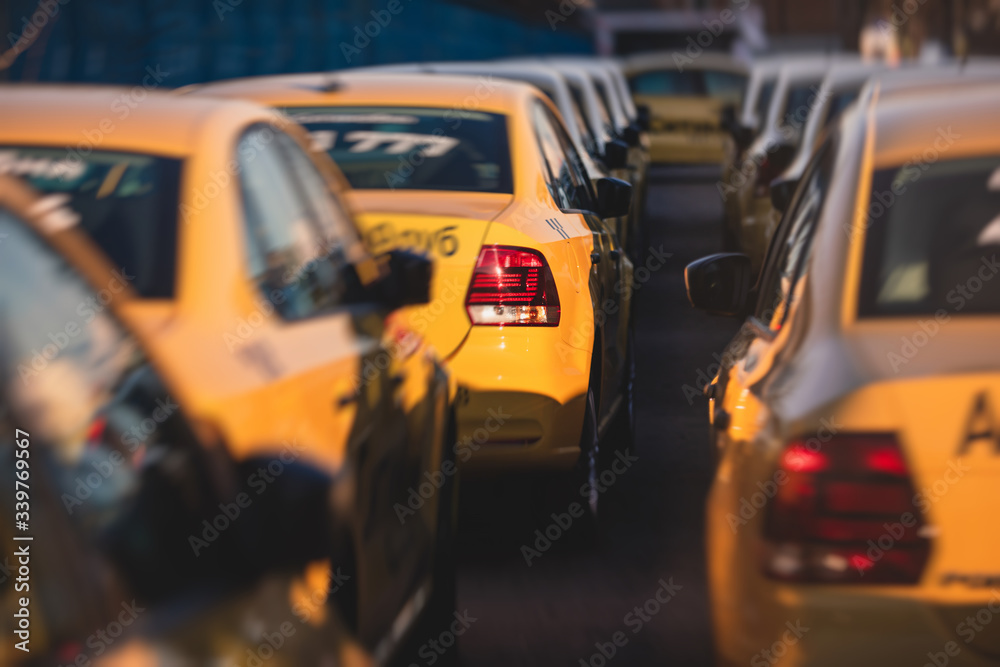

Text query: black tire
(571, 383), (601, 542)
(606, 327), (636, 462)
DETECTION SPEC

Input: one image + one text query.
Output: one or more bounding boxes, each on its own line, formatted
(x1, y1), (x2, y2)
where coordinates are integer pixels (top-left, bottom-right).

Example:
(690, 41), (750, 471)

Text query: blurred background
(5, 0), (1000, 86)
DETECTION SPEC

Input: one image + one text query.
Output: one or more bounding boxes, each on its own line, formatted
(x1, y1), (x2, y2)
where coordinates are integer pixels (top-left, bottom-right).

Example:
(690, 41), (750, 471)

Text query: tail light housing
(762, 434), (931, 584)
(465, 245), (560, 326)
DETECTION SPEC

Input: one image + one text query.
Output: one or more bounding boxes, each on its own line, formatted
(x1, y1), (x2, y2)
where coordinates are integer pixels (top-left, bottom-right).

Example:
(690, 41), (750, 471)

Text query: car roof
(188, 71), (540, 114)
(871, 80), (1000, 166)
(0, 84), (273, 157)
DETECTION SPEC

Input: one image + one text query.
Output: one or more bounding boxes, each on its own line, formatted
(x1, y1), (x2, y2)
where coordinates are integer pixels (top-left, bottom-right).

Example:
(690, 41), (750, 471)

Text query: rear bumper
(715, 584), (1000, 667)
(446, 327), (590, 474)
(649, 131), (728, 165)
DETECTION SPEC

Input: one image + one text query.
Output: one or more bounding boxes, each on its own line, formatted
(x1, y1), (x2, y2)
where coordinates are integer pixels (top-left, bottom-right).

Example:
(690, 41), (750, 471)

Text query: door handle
(337, 387), (361, 408)
(609, 249), (622, 261)
(591, 251), (602, 265)
(390, 372), (406, 388)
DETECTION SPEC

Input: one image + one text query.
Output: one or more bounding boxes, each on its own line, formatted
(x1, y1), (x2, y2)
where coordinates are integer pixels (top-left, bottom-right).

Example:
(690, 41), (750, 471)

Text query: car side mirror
(343, 249), (433, 309)
(596, 177), (633, 220)
(636, 104), (651, 131)
(622, 124), (641, 147)
(603, 139), (630, 170)
(381, 249), (433, 308)
(685, 253), (753, 316)
(770, 176), (799, 214)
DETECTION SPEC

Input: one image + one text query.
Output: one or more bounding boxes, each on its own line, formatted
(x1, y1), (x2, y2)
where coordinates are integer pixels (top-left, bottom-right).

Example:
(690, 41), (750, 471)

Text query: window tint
(532, 102), (595, 213)
(755, 80), (776, 124)
(238, 127), (344, 320)
(781, 83), (820, 130)
(273, 132), (358, 274)
(285, 106), (513, 193)
(756, 141), (834, 329)
(0, 147), (181, 298)
(0, 210), (231, 655)
(823, 89), (860, 128)
(704, 71), (747, 106)
(629, 70), (702, 96)
(859, 155), (1000, 316)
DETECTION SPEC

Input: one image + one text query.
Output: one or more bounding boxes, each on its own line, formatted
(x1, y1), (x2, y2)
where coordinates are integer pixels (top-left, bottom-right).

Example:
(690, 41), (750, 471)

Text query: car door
(712, 139), (835, 460)
(533, 101), (631, 426)
(237, 128), (426, 646)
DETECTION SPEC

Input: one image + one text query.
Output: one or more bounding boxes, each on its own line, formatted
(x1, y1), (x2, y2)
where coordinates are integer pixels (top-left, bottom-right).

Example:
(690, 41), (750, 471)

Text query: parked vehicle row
(0, 54), (648, 666)
(687, 59), (1000, 666)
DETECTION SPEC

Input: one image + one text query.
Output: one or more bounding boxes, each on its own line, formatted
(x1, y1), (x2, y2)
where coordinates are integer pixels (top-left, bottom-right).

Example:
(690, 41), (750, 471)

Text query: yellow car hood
(348, 190), (514, 359)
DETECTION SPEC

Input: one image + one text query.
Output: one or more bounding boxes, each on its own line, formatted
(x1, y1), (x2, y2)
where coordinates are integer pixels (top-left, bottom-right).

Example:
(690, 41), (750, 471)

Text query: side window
(273, 132), (361, 273)
(237, 126), (344, 320)
(756, 140), (834, 330)
(532, 102), (595, 213)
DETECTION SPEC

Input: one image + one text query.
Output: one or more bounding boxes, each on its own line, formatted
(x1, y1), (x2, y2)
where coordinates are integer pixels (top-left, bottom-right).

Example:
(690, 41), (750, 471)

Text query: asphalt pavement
(437, 166), (743, 667)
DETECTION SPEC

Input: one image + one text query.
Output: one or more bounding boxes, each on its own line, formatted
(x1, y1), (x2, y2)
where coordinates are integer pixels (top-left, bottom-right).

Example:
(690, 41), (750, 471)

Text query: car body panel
(706, 82), (1000, 666)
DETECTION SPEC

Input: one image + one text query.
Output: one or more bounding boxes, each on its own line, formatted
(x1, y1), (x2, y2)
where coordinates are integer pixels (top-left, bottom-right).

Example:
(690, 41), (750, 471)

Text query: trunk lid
(347, 190), (513, 359)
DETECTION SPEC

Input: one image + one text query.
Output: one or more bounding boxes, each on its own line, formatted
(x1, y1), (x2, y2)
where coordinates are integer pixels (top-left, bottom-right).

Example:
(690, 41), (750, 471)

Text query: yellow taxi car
(0, 175), (370, 667)
(189, 72), (637, 523)
(0, 86), (455, 664)
(685, 81), (1000, 665)
(623, 51), (746, 165)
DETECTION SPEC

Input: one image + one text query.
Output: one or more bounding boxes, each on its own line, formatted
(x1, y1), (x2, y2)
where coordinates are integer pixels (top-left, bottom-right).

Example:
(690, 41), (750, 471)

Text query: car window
(570, 91), (598, 155)
(859, 155), (1000, 316)
(823, 89), (860, 128)
(532, 102), (595, 213)
(0, 209), (231, 657)
(272, 132), (358, 275)
(755, 80), (776, 125)
(704, 70), (747, 106)
(237, 126), (344, 320)
(629, 70), (703, 96)
(756, 141), (834, 330)
(0, 147), (182, 298)
(284, 106), (513, 194)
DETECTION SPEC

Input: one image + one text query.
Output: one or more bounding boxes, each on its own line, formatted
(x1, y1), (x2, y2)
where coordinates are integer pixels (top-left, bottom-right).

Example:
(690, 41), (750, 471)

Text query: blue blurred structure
(1, 0), (593, 86)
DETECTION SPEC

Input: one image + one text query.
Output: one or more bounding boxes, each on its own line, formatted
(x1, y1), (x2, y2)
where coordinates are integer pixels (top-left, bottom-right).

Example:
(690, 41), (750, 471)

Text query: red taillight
(763, 434), (930, 584)
(465, 246), (560, 326)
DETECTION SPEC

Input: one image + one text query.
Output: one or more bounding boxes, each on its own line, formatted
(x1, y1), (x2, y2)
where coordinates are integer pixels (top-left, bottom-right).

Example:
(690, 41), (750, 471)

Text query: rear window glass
(630, 69), (745, 104)
(859, 156), (1000, 316)
(629, 69), (702, 96)
(0, 147), (181, 298)
(755, 80), (776, 123)
(284, 106), (513, 194)
(782, 84), (819, 127)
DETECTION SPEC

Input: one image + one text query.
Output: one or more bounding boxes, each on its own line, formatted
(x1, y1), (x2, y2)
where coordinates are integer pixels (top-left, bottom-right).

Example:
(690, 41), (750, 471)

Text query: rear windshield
(860, 156), (1000, 316)
(0, 147), (181, 298)
(284, 106), (513, 193)
(755, 80), (776, 124)
(630, 69), (746, 105)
